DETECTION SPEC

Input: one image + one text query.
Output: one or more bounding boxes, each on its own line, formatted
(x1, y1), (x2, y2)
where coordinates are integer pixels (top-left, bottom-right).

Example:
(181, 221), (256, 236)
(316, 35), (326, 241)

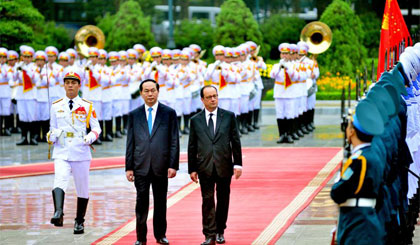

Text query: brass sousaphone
(75, 25), (105, 58)
(300, 21), (332, 92)
(300, 21), (332, 55)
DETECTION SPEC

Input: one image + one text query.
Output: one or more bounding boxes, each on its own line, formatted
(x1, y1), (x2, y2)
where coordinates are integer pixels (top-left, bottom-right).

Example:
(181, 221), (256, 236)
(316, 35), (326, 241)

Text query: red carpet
(93, 147), (342, 245)
(0, 154), (188, 179)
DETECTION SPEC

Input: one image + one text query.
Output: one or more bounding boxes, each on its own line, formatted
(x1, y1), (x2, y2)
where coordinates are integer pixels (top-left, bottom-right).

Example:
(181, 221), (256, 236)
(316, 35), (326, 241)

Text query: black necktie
(69, 100), (73, 110)
(208, 113), (214, 138)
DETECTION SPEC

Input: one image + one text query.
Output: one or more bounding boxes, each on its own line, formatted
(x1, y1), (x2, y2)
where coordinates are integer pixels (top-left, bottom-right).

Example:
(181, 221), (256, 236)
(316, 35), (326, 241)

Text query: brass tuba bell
(75, 25), (105, 58)
(300, 21), (332, 54)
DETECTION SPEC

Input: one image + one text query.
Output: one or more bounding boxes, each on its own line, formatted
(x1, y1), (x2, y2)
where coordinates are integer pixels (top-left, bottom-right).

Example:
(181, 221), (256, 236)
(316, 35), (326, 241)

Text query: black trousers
(134, 169), (168, 242)
(199, 168), (232, 238)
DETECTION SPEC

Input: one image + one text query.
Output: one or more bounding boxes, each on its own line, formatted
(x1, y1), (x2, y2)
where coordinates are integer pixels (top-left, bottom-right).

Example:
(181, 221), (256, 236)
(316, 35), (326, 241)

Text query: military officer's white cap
(66, 48), (77, 59)
(212, 45), (225, 56)
(0, 47), (8, 56)
(34, 51), (47, 61)
(133, 44), (146, 53)
(7, 50), (19, 60)
(45, 46), (59, 56)
(189, 44), (201, 53)
(58, 52), (70, 61)
(98, 49), (108, 59)
(127, 49), (138, 59)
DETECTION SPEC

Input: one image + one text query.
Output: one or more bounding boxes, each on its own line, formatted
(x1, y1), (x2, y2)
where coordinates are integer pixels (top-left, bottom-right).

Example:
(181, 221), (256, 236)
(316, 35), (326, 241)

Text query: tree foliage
(261, 14), (306, 59)
(0, 0), (71, 51)
(359, 12), (381, 57)
(174, 19), (214, 58)
(318, 0), (367, 76)
(99, 0), (156, 50)
(214, 0), (263, 50)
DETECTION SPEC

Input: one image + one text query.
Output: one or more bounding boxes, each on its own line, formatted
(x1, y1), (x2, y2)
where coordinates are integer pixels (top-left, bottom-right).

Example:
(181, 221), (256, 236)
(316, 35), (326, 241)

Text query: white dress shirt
(204, 107), (242, 169)
(145, 102), (159, 128)
(205, 107), (217, 133)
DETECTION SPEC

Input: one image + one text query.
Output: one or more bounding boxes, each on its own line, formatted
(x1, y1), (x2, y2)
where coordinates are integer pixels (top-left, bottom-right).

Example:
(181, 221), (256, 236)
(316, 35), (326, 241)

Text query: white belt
(339, 198), (376, 208)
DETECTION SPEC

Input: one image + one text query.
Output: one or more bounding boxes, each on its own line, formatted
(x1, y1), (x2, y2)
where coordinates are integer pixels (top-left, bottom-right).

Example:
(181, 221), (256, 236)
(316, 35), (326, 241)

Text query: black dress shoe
(201, 237), (215, 245)
(292, 133), (299, 140)
(276, 134), (286, 144)
(93, 138), (102, 145)
(156, 237), (169, 244)
(301, 126), (309, 134)
(285, 135), (294, 143)
(30, 138), (38, 145)
(103, 134), (113, 142)
(115, 131), (123, 138)
(16, 137), (29, 145)
(134, 241), (146, 245)
(3, 129), (11, 136)
(216, 234), (225, 244)
(73, 220), (84, 234)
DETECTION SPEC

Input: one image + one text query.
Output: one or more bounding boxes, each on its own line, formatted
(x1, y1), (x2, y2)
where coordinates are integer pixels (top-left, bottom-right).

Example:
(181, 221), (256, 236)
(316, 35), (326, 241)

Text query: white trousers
(121, 100), (130, 115)
(183, 97), (192, 115)
(231, 98), (240, 116)
(112, 100), (123, 117)
(37, 102), (49, 121)
(175, 98), (183, 117)
(17, 100), (37, 122)
(219, 98), (232, 112)
(102, 102), (113, 121)
(92, 101), (102, 121)
(275, 98), (295, 119)
(307, 93), (316, 110)
(0, 98), (11, 116)
(53, 159), (91, 198)
(240, 95), (249, 114)
(253, 89), (263, 110)
(130, 97), (144, 112)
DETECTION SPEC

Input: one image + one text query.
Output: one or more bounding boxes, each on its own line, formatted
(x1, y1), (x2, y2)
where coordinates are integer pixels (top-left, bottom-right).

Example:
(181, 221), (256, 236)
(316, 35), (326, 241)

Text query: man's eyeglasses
(205, 94), (218, 100)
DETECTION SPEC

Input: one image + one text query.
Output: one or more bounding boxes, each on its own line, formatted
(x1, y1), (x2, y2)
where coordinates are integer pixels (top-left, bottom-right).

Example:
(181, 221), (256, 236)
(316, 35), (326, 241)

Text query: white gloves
(47, 129), (63, 144)
(83, 132), (97, 145)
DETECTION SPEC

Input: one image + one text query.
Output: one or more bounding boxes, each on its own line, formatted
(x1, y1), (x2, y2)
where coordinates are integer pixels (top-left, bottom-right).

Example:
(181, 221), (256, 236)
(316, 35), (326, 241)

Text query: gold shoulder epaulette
(52, 98), (63, 104)
(82, 98), (92, 104)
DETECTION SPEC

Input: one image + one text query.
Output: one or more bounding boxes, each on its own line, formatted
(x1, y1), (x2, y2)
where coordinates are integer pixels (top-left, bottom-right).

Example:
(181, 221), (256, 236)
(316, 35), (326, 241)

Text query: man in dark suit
(125, 79), (179, 245)
(188, 85), (242, 245)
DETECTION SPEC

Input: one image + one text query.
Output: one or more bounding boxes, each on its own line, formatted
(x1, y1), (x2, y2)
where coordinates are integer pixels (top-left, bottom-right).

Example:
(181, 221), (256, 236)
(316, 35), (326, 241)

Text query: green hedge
(262, 89), (356, 101)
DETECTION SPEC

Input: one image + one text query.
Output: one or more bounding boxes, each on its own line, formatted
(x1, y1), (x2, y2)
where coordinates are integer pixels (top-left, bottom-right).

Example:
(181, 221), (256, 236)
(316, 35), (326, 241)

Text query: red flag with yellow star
(22, 70), (33, 93)
(219, 73), (227, 90)
(377, 0), (412, 79)
(284, 69), (292, 89)
(88, 70), (100, 90)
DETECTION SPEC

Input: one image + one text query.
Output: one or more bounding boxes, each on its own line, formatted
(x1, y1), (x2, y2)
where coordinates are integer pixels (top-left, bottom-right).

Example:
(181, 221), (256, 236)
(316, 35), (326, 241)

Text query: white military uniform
(48, 96), (101, 198)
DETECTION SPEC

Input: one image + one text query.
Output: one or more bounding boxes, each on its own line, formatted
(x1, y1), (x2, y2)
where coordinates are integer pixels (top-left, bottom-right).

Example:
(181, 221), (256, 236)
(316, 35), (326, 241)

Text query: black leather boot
(103, 120), (113, 141)
(276, 119), (285, 144)
(285, 119), (294, 143)
(240, 115), (248, 135)
(16, 122), (29, 145)
(246, 112), (254, 132)
(51, 187), (65, 226)
(74, 197), (89, 234)
(122, 114), (128, 135)
(253, 109), (260, 129)
(182, 114), (190, 134)
(115, 116), (122, 138)
(29, 122), (39, 145)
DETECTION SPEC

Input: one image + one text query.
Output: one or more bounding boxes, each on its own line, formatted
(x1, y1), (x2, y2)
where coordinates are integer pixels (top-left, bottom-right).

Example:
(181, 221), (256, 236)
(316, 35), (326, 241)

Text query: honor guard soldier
(83, 47), (103, 144)
(161, 49), (176, 109)
(118, 50), (131, 135)
(248, 41), (266, 130)
(98, 49), (114, 142)
(133, 44), (150, 69)
(127, 48), (144, 112)
(109, 51), (123, 138)
(34, 51), (50, 142)
(270, 43), (298, 143)
(58, 52), (70, 69)
(0, 47), (11, 136)
(47, 70), (101, 234)
(15, 46), (39, 145)
(170, 49), (184, 133)
(178, 49), (193, 134)
(331, 99), (386, 244)
(66, 48), (77, 67)
(45, 46), (64, 103)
